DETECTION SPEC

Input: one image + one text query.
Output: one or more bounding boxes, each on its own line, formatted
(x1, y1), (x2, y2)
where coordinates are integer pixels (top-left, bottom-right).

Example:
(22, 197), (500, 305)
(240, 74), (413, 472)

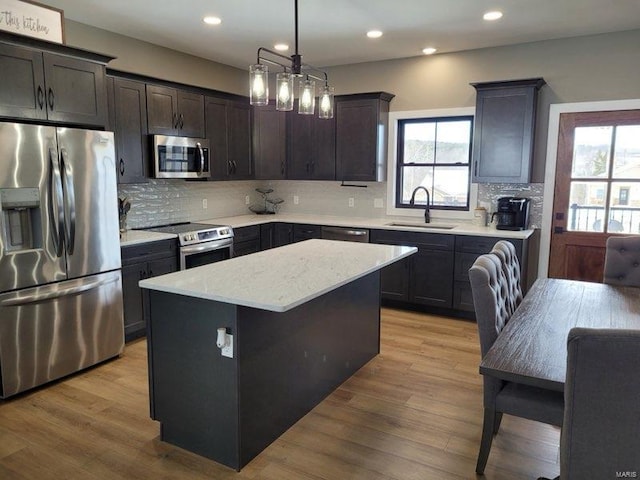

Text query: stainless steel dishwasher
(321, 226), (370, 242)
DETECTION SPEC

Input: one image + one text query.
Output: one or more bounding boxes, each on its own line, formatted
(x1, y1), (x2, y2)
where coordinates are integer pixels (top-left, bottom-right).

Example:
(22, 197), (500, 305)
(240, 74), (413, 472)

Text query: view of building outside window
(397, 117), (472, 210)
(568, 125), (640, 233)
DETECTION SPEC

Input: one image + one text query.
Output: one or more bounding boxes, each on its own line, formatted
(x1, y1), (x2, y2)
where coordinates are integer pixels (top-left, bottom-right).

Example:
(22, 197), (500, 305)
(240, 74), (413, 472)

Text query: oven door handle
(181, 239), (232, 255)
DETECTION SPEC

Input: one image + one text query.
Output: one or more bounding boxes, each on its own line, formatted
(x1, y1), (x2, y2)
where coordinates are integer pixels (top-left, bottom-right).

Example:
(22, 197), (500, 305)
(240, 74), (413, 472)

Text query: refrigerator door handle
(60, 148), (76, 256)
(0, 275), (118, 307)
(48, 147), (65, 257)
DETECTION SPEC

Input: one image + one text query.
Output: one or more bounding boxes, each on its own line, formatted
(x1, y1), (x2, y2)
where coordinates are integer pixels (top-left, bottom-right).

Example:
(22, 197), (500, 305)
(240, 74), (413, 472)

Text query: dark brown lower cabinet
(370, 230), (455, 309)
(371, 230), (532, 318)
(452, 235), (526, 312)
(233, 225), (261, 257)
(121, 239), (178, 341)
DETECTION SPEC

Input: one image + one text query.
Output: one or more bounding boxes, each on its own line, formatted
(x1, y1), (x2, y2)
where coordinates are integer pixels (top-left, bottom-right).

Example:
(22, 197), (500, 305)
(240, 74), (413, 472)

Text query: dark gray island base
(147, 271), (381, 470)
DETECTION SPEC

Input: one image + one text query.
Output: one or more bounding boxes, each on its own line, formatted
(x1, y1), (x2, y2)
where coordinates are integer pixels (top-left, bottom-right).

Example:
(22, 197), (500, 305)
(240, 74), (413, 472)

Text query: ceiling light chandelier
(249, 0), (334, 119)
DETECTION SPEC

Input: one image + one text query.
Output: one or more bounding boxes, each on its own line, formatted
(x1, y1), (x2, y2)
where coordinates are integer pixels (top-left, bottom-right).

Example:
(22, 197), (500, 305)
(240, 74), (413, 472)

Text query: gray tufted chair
(603, 235), (640, 287)
(470, 253), (564, 475)
(538, 328), (640, 480)
(490, 240), (523, 316)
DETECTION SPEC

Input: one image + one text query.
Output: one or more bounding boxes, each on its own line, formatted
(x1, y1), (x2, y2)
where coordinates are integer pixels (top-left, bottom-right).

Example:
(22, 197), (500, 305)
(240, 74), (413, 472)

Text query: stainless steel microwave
(152, 135), (210, 179)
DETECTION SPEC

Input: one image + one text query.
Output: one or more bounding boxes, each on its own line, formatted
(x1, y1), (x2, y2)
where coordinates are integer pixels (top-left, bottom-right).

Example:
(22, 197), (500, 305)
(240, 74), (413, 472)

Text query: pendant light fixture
(249, 0), (334, 119)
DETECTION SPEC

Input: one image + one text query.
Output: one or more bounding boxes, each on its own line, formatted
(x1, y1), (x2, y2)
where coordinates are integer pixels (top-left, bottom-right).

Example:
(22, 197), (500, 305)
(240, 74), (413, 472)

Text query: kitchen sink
(385, 222), (457, 230)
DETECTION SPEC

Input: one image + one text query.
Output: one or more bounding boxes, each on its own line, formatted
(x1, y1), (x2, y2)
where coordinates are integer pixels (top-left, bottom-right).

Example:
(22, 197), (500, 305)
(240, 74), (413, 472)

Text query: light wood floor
(0, 308), (560, 479)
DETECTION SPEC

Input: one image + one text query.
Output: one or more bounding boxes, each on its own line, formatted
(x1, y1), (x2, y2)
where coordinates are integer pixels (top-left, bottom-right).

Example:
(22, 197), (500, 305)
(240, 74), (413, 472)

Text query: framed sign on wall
(0, 0), (65, 44)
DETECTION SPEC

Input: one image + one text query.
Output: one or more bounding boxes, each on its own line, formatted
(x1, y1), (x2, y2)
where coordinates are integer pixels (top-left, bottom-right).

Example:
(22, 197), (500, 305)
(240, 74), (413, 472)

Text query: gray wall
(326, 29), (640, 182)
(63, 20), (246, 94)
(63, 22), (640, 226)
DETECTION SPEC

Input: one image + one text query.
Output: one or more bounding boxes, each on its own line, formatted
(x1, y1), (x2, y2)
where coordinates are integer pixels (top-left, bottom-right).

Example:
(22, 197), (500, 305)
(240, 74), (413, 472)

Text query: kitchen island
(139, 239), (416, 470)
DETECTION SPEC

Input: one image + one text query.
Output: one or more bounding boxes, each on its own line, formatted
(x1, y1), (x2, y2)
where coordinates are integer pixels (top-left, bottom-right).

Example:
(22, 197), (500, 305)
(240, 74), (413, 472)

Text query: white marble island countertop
(139, 239), (416, 312)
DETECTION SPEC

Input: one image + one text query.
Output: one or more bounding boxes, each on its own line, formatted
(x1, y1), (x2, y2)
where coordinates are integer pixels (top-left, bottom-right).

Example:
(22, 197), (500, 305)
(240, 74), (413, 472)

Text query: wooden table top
(479, 278), (640, 392)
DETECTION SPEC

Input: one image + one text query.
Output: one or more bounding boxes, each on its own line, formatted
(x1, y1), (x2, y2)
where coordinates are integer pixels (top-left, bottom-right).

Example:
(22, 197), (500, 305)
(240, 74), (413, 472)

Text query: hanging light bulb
(249, 64), (268, 106)
(298, 78), (315, 115)
(318, 85), (334, 119)
(276, 72), (294, 111)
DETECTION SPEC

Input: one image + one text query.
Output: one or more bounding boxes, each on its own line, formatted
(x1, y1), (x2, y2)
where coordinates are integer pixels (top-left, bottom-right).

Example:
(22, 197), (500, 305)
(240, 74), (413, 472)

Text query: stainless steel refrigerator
(0, 122), (124, 399)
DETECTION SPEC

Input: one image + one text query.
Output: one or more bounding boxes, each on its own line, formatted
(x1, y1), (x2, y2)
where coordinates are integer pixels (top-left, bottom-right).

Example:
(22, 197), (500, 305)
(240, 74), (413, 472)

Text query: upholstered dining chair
(490, 240), (523, 315)
(538, 328), (640, 480)
(603, 235), (640, 287)
(469, 254), (564, 475)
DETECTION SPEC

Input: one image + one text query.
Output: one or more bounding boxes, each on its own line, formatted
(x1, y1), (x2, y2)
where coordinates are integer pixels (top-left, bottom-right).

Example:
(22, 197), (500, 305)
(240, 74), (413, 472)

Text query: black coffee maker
(493, 197), (530, 230)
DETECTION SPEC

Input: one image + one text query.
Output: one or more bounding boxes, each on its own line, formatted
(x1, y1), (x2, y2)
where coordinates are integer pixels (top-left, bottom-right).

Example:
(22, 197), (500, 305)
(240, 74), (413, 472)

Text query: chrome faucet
(409, 186), (431, 223)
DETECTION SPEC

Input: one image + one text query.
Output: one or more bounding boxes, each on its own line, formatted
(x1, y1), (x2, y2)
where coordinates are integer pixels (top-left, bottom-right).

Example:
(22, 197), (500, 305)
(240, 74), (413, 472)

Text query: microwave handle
(196, 142), (205, 175)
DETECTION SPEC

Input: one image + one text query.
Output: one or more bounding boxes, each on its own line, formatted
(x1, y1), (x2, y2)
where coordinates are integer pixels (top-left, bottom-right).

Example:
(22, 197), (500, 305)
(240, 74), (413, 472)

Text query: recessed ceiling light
(203, 16), (222, 25)
(274, 43), (289, 51)
(367, 30), (383, 39)
(483, 11), (503, 21)
(422, 47), (437, 55)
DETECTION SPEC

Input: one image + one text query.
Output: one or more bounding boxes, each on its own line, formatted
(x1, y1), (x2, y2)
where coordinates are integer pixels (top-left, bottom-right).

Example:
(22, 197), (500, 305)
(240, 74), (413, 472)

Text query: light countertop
(200, 213), (534, 239)
(119, 229), (177, 247)
(139, 239), (416, 312)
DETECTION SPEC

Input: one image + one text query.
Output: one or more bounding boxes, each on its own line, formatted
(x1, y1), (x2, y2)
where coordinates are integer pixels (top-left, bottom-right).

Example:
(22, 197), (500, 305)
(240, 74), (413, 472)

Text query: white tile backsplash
(118, 179), (544, 229)
(117, 180), (258, 228)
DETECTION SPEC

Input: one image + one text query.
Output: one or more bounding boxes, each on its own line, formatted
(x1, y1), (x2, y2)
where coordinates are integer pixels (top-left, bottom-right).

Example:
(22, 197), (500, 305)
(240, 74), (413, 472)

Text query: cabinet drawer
(293, 224), (322, 241)
(455, 235), (499, 254)
(234, 239), (260, 257)
(121, 238), (178, 265)
(370, 229), (454, 250)
(233, 225), (260, 243)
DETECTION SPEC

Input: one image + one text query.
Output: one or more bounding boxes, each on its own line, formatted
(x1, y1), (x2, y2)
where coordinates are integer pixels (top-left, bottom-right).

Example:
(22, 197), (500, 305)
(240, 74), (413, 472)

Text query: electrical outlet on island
(348, 198), (354, 207)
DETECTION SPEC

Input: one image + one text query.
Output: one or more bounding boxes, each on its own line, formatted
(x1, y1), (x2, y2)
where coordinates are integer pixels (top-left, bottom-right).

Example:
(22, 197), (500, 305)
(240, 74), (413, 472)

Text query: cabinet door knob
(47, 88), (55, 110)
(119, 158), (125, 175)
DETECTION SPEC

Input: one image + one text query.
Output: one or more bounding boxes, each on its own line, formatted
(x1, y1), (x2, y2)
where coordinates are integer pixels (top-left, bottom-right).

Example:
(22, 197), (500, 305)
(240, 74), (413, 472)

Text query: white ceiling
(45, 0), (640, 69)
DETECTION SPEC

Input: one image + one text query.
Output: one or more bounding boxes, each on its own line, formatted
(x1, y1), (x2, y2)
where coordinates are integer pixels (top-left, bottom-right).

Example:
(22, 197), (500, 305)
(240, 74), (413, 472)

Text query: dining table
(479, 278), (640, 392)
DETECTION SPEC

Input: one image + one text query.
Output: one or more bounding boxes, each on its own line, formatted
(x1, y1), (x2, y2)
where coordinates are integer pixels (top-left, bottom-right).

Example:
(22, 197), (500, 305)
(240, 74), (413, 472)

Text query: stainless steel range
(146, 223), (234, 270)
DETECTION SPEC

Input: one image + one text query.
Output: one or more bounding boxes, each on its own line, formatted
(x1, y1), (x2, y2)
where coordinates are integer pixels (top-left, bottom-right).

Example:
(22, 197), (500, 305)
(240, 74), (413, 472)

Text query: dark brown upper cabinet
(253, 104), (287, 180)
(146, 84), (205, 137)
(205, 96), (253, 180)
(287, 102), (336, 180)
(471, 78), (546, 184)
(335, 92), (394, 182)
(107, 77), (149, 184)
(0, 41), (109, 127)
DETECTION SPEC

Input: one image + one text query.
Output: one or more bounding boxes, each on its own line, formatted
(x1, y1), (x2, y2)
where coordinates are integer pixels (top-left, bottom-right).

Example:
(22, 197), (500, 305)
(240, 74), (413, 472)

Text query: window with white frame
(395, 116), (473, 211)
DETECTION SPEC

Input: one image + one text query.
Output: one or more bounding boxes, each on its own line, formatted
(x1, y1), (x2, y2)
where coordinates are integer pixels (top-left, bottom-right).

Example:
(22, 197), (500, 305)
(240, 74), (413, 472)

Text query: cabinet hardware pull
(119, 159), (125, 175)
(48, 88), (54, 110)
(172, 113), (178, 129)
(37, 86), (44, 109)
(179, 114), (184, 129)
(232, 160), (237, 174)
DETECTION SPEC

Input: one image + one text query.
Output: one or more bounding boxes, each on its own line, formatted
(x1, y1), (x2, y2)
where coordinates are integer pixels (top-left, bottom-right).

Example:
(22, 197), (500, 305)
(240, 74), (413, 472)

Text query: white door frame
(539, 98), (640, 277)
